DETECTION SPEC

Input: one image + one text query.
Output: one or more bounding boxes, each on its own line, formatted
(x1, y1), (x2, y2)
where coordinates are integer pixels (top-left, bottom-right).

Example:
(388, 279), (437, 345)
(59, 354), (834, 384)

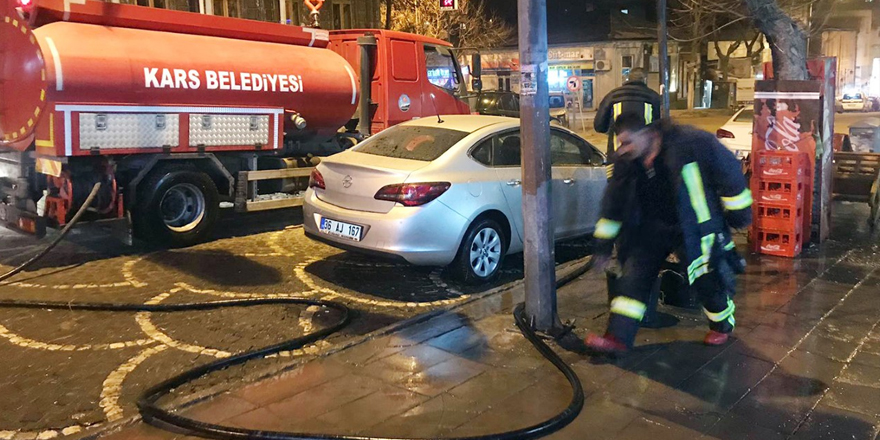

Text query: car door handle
(563, 178), (576, 185)
(506, 179), (522, 187)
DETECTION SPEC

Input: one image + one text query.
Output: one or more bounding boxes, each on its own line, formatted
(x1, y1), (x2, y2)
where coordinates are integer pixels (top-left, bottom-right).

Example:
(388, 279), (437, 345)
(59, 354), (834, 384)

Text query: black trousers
(607, 225), (736, 348)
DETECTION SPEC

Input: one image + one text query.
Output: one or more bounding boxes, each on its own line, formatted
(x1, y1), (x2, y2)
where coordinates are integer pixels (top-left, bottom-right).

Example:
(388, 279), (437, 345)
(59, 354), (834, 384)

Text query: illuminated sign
(428, 68), (453, 87)
(440, 0), (458, 11)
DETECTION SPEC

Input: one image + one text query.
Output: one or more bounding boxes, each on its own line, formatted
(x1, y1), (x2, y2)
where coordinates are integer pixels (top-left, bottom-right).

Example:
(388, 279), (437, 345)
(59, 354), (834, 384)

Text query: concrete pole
(517, 0), (559, 332)
(658, 0), (670, 118)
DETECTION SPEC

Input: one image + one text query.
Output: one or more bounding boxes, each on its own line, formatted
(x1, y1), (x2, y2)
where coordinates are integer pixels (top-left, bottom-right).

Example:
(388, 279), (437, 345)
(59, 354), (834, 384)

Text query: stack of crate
(750, 150), (811, 257)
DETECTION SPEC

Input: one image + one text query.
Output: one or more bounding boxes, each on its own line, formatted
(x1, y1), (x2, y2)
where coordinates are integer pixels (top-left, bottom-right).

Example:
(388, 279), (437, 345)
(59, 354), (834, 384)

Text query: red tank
(0, 0), (358, 155)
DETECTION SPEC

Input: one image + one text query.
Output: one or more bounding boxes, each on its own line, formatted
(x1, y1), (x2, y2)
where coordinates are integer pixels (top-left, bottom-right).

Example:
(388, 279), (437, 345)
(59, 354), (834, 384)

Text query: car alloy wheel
(468, 227), (502, 278)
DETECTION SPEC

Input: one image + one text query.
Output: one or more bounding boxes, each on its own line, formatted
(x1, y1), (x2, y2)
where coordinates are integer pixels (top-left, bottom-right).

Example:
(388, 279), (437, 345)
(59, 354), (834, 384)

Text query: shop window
(213, 0), (279, 22)
(286, 0), (301, 25)
(333, 0), (352, 29)
(622, 55), (634, 69)
(137, 0), (190, 11)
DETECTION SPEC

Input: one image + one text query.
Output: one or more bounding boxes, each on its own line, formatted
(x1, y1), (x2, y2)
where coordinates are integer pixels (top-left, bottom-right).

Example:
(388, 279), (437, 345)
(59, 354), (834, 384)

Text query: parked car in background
(716, 107), (754, 159)
(304, 115), (607, 283)
(474, 90), (569, 126)
(837, 92), (873, 113)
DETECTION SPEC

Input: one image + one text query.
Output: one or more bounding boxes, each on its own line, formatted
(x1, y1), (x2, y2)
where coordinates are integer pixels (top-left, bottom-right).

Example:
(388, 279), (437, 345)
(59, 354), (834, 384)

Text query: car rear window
(354, 126), (470, 161)
(734, 109), (754, 122)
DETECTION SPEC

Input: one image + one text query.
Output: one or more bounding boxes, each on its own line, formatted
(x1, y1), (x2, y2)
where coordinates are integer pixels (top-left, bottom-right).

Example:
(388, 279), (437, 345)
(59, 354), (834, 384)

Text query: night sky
(483, 0), (655, 44)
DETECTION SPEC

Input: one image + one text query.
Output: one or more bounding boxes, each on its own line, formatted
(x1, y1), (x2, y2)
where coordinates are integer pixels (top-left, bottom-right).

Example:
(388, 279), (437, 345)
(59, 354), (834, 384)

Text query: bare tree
(667, 0), (831, 86)
(381, 0), (514, 49)
(744, 0), (808, 80)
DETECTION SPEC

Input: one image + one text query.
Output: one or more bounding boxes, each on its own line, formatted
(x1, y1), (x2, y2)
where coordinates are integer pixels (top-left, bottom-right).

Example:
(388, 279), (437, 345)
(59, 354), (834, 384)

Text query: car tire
(451, 218), (507, 285)
(133, 164), (218, 247)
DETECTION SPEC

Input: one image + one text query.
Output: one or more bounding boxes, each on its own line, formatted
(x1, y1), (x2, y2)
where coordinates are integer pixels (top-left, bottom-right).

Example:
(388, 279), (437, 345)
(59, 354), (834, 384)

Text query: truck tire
(133, 165), (218, 247)
(450, 218), (507, 285)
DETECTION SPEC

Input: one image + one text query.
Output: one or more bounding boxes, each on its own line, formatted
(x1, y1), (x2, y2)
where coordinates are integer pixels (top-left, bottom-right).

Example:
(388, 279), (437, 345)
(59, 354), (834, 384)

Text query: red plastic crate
(754, 202), (804, 230)
(753, 151), (809, 180)
(751, 179), (805, 205)
(752, 226), (803, 258)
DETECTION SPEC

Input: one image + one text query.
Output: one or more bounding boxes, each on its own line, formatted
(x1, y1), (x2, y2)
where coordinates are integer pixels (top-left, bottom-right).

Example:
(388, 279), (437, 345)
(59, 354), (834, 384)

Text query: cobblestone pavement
(0, 208), (592, 440)
(103, 202), (880, 440)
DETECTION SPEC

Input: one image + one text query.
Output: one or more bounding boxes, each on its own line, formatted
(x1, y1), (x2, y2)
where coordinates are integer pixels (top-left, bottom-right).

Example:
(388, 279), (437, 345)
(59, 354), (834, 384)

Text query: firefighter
(586, 113), (752, 353)
(593, 68), (662, 161)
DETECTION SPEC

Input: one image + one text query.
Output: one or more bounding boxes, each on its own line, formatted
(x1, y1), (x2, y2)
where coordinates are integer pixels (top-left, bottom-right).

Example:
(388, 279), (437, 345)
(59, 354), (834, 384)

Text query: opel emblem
(342, 175), (352, 188)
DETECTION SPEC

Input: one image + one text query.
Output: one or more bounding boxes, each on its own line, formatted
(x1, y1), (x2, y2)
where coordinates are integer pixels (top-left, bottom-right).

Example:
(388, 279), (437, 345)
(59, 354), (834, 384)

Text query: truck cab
(329, 30), (470, 134)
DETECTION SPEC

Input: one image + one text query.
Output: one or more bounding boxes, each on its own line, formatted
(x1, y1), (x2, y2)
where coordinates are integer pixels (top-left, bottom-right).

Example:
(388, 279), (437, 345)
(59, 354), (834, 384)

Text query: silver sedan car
(304, 115), (607, 284)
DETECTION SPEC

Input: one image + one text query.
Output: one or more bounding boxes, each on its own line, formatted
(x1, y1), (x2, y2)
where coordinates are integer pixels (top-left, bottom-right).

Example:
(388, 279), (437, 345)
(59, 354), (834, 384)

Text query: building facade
(116, 0), (381, 29)
(818, 0), (880, 97)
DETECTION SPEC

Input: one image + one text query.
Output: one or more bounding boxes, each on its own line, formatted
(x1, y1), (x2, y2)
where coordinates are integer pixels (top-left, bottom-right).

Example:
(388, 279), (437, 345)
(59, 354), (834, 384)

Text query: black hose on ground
(0, 181), (587, 440)
(0, 182), (102, 283)
(130, 301), (584, 440)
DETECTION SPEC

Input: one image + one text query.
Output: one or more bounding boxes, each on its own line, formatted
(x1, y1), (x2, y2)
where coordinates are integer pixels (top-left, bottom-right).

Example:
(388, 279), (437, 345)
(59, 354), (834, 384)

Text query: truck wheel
(450, 218), (507, 285)
(134, 165), (218, 247)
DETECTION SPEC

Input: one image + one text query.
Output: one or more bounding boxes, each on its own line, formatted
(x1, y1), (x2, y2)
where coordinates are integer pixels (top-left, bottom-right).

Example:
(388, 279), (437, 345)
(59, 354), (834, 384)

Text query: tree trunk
(385, 0), (392, 30)
(688, 9), (702, 109)
(744, 0), (808, 80)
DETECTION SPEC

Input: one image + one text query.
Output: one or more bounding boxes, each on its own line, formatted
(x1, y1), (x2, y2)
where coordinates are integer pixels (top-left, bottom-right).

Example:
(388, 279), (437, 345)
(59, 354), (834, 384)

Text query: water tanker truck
(0, 0), (471, 245)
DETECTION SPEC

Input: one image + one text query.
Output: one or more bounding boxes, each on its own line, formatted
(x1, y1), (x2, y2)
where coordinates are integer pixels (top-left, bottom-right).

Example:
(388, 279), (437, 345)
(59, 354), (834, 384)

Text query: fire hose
(0, 182), (586, 440)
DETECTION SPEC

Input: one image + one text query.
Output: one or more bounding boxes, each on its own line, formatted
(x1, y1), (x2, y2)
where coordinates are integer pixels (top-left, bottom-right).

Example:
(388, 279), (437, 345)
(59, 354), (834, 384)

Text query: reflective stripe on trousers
(610, 296), (647, 321)
(704, 298), (736, 328)
(687, 233), (715, 284)
(594, 218), (622, 240)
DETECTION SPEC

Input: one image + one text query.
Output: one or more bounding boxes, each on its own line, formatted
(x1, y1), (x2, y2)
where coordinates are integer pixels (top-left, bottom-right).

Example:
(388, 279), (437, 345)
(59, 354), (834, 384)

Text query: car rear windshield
(734, 109), (754, 122)
(354, 126), (470, 161)
(844, 93), (863, 100)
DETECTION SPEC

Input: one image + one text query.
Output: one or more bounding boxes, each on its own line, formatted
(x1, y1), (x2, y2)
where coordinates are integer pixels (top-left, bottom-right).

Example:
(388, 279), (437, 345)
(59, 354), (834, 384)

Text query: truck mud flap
(0, 203), (47, 238)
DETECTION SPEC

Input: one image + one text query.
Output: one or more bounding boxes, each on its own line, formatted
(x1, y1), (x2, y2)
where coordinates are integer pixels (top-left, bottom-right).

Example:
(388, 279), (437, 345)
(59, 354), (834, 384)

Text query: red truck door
(385, 38), (424, 126)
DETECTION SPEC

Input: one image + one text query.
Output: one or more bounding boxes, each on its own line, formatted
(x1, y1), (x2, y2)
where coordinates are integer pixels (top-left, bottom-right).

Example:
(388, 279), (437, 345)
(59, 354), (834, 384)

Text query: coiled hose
(0, 183), (586, 440)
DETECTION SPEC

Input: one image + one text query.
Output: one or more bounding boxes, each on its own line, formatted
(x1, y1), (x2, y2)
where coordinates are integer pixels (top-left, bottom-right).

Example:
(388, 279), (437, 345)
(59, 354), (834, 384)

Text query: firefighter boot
(703, 330), (730, 346)
(586, 310), (640, 354)
(584, 333), (628, 354)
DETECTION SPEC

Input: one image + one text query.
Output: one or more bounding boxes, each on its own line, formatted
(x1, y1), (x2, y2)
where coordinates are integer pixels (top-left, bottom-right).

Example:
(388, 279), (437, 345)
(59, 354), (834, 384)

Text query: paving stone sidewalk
(102, 205), (880, 440)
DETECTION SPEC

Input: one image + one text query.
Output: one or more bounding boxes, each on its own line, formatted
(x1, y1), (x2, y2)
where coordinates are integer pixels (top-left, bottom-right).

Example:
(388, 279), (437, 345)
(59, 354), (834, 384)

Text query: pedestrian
(586, 112), (752, 353)
(593, 68), (662, 162)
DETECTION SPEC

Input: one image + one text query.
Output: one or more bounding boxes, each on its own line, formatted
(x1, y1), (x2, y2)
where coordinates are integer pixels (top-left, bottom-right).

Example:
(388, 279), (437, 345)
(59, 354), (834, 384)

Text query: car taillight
(309, 169), (325, 190)
(716, 129), (735, 139)
(374, 182), (451, 206)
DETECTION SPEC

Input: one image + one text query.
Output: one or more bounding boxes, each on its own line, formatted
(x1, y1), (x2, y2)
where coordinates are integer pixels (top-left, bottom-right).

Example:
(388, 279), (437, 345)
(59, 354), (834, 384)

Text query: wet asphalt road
(0, 207), (593, 439)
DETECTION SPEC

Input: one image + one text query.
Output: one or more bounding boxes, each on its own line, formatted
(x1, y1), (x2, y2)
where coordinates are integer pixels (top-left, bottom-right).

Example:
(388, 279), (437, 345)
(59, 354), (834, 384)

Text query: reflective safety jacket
(593, 123), (753, 285)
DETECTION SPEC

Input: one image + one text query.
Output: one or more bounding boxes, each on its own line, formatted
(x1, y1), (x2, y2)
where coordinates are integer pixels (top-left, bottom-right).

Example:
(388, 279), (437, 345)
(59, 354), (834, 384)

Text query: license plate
(320, 217), (363, 241)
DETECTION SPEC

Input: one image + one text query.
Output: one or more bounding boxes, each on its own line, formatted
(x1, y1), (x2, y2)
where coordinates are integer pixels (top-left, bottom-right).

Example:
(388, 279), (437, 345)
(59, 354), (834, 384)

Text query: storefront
(477, 41), (679, 113)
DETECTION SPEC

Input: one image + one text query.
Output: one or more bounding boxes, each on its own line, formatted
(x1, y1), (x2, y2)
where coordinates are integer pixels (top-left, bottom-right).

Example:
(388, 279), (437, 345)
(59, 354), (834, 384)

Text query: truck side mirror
(471, 53), (482, 92)
(472, 78), (483, 93)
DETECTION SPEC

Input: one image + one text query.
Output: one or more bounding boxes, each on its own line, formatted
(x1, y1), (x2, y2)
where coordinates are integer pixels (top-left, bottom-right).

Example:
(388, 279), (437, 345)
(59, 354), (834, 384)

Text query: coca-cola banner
(752, 80), (822, 158)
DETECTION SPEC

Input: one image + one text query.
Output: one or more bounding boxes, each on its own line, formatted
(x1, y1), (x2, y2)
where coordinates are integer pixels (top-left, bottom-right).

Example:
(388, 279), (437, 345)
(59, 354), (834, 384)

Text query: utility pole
(658, 0), (670, 118)
(518, 0), (559, 332)
(385, 0), (392, 30)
